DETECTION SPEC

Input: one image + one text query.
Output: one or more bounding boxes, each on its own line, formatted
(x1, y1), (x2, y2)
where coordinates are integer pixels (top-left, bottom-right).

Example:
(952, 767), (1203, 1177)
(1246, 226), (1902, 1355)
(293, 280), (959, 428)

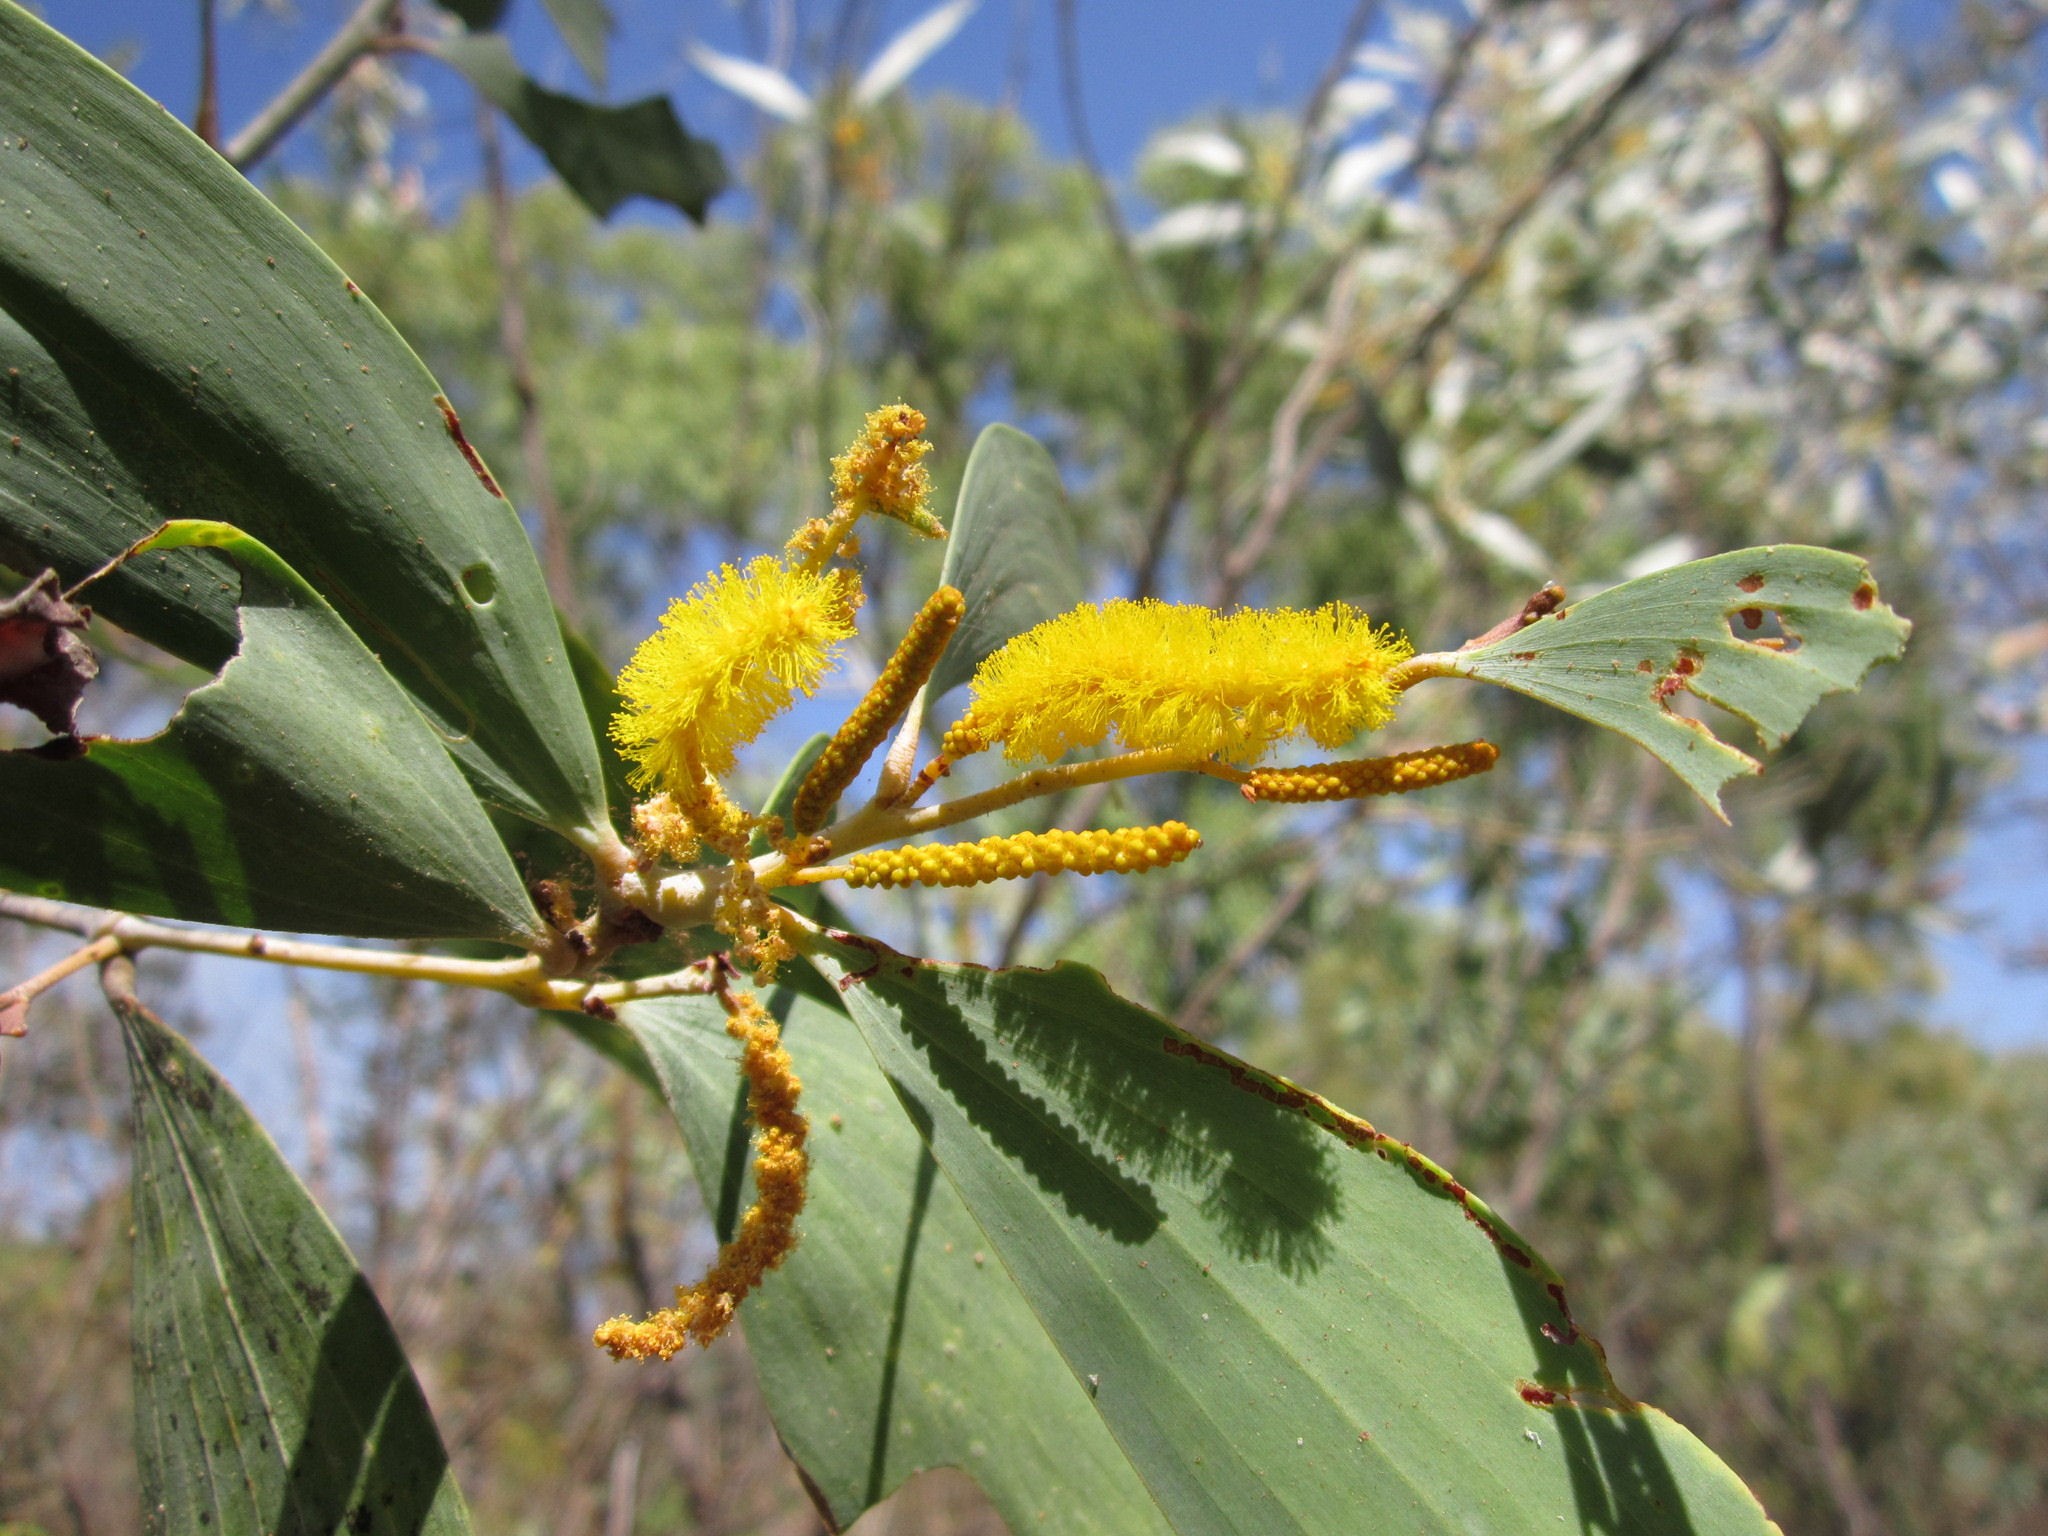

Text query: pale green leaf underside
(811, 940), (1782, 1536)
(929, 422), (1086, 700)
(0, 2), (607, 832)
(617, 988), (1172, 1535)
(120, 997), (472, 1536)
(0, 523), (544, 943)
(1444, 546), (1910, 815)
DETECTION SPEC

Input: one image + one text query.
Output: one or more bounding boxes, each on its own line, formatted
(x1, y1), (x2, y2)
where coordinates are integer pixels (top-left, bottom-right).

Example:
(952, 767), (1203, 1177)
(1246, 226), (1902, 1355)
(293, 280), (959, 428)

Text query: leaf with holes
(0, 4), (608, 835)
(439, 36), (727, 223)
(928, 424), (1085, 701)
(116, 989), (472, 1536)
(808, 938), (1781, 1535)
(1434, 546), (1909, 816)
(0, 523), (544, 944)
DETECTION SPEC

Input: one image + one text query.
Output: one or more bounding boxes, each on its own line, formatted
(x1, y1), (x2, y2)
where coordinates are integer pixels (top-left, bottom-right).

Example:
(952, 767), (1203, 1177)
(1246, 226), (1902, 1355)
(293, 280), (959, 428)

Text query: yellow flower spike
(594, 985), (808, 1361)
(830, 403), (945, 539)
(959, 599), (1413, 765)
(612, 555), (863, 795)
(1242, 741), (1501, 803)
(830, 821), (1201, 890)
(793, 586), (966, 834)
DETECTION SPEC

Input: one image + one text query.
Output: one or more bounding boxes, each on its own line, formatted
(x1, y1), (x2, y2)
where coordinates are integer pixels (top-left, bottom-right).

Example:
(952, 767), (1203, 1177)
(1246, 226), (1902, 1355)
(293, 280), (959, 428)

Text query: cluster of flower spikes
(940, 598), (1414, 766)
(597, 404), (951, 1360)
(839, 822), (1202, 889)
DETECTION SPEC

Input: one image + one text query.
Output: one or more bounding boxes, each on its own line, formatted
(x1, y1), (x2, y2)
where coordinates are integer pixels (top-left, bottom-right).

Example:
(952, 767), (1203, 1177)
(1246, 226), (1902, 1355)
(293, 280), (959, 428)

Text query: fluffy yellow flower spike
(832, 822), (1201, 889)
(612, 555), (862, 793)
(830, 403), (944, 538)
(947, 599), (1412, 765)
(1243, 741), (1500, 802)
(594, 986), (808, 1360)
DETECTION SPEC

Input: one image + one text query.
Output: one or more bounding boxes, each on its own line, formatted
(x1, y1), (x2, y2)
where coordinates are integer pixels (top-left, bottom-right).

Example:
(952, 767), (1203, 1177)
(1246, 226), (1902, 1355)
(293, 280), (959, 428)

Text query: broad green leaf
(810, 941), (1781, 1536)
(116, 987), (472, 1536)
(0, 3), (608, 835)
(0, 310), (238, 669)
(615, 988), (1173, 1535)
(1436, 546), (1909, 817)
(928, 423), (1085, 701)
(538, 0), (614, 91)
(0, 523), (545, 944)
(438, 36), (727, 223)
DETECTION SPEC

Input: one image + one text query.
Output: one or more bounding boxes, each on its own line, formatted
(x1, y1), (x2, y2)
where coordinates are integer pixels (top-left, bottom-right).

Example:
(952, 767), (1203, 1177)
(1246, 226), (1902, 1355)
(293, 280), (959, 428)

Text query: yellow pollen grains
(612, 555), (862, 794)
(1243, 741), (1500, 802)
(594, 986), (808, 1360)
(948, 598), (1413, 766)
(830, 403), (944, 539)
(839, 822), (1201, 889)
(793, 585), (965, 834)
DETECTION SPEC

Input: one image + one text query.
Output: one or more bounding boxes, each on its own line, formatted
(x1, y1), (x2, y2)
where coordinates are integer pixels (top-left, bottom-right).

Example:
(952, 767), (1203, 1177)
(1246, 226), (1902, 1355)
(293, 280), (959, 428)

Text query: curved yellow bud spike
(594, 986), (808, 1360)
(834, 821), (1200, 890)
(1242, 741), (1500, 803)
(793, 586), (966, 834)
(938, 710), (990, 760)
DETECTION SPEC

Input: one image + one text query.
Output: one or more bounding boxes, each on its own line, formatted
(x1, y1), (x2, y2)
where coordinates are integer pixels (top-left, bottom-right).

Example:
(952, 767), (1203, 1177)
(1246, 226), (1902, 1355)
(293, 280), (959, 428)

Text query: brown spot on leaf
(1739, 607), (1763, 630)
(435, 394), (504, 498)
(1852, 581), (1876, 611)
(1737, 572), (1765, 594)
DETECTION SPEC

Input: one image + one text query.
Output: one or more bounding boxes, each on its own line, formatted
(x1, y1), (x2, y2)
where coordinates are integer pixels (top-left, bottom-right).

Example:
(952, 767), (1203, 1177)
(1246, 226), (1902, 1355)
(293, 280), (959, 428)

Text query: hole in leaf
(459, 562), (498, 606)
(1726, 606), (1801, 653)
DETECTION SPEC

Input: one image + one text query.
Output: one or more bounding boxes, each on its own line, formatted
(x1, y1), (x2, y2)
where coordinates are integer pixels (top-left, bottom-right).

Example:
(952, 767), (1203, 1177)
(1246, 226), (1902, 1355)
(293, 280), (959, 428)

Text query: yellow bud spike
(938, 711), (991, 762)
(836, 822), (1201, 890)
(793, 586), (966, 834)
(1241, 741), (1499, 803)
(593, 986), (808, 1360)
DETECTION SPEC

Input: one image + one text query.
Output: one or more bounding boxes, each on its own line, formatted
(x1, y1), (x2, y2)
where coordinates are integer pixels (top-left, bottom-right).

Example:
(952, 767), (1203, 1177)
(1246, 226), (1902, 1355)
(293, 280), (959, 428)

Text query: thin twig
(1392, 0), (1730, 377)
(224, 0), (402, 171)
(1399, 7), (1493, 185)
(1, 931), (122, 1034)
(1127, 2), (1382, 601)
(479, 98), (580, 623)
(196, 0), (221, 148)
(0, 892), (715, 1013)
(1053, 0), (1153, 315)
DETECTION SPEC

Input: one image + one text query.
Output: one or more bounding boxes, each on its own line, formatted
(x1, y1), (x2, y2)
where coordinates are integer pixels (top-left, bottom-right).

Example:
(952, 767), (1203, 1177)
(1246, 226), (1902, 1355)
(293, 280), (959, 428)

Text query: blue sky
(43, 0), (1381, 203)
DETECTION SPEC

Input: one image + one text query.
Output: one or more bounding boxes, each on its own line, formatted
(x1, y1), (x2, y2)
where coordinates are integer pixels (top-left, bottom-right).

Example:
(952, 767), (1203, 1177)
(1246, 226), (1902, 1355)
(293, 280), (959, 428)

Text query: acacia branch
(0, 892), (714, 1014)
